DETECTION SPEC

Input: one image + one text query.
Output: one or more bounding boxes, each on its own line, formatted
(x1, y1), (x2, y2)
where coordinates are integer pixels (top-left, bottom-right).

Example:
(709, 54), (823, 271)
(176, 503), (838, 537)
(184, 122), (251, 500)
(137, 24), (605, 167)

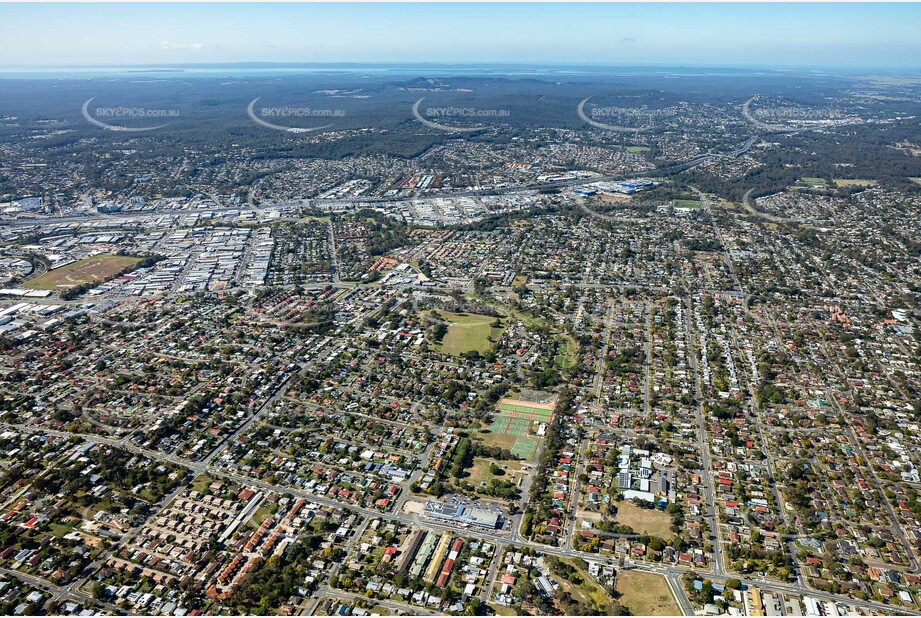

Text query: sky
(1, 3), (920, 69)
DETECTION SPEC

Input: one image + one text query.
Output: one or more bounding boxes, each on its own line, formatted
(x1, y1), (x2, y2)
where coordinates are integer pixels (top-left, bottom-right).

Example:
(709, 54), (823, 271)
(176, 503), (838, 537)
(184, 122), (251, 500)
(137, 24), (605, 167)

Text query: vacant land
(466, 457), (525, 485)
(433, 310), (504, 355)
(27, 254), (141, 290)
(190, 475), (214, 493)
(615, 570), (679, 616)
(833, 178), (877, 188)
(554, 558), (620, 614)
(614, 500), (673, 539)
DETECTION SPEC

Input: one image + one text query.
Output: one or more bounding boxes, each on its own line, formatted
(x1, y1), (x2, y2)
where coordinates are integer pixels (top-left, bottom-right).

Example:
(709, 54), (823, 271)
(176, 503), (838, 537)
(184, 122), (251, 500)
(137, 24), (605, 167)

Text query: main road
(3, 419), (911, 616)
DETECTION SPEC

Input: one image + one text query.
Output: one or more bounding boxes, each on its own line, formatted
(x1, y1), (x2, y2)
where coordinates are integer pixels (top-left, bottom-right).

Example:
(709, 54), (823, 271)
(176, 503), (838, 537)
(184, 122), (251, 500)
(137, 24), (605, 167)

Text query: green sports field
(431, 310), (505, 356)
(625, 145), (651, 153)
(672, 199), (704, 209)
(797, 177), (828, 188)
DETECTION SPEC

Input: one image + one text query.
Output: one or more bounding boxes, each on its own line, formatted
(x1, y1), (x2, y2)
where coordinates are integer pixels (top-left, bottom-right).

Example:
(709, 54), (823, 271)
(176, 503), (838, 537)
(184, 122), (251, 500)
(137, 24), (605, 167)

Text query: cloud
(161, 40), (204, 51)
(620, 38), (637, 45)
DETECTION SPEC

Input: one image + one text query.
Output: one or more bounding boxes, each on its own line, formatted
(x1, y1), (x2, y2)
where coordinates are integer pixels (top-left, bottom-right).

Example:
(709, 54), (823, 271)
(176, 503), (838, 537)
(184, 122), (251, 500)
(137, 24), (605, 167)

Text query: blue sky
(1, 3), (919, 69)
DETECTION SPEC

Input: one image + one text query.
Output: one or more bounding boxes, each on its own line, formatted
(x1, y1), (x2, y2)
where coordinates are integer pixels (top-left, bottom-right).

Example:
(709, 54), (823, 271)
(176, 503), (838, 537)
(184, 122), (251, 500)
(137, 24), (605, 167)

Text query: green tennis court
(497, 402), (554, 418)
(487, 397), (555, 461)
(511, 437), (537, 459)
(504, 418), (530, 437)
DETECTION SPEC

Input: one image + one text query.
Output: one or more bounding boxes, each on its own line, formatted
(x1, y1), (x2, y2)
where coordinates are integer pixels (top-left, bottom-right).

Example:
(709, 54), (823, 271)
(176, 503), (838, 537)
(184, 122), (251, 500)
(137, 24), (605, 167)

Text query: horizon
(2, 3), (921, 69)
(1, 61), (919, 79)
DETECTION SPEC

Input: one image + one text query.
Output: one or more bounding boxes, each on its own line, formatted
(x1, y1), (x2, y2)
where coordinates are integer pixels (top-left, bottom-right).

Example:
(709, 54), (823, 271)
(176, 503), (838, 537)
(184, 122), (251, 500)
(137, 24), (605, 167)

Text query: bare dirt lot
(27, 255), (141, 290)
(614, 501), (674, 539)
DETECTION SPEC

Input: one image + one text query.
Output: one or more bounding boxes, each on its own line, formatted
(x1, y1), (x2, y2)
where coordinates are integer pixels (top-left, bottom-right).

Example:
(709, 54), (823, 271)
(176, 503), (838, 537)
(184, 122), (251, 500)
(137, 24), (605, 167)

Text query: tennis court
(501, 418), (530, 437)
(511, 437), (538, 459)
(497, 402), (554, 419)
(487, 397), (555, 460)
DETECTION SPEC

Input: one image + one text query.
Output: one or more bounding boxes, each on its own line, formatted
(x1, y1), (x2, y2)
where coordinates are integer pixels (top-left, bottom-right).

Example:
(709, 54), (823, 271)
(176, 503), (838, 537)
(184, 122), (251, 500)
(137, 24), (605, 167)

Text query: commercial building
(423, 501), (501, 529)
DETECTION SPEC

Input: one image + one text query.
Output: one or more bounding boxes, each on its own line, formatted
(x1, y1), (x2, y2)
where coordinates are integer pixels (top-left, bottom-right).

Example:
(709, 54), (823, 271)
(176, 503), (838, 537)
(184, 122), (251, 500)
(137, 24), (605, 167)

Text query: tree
(92, 582), (107, 600)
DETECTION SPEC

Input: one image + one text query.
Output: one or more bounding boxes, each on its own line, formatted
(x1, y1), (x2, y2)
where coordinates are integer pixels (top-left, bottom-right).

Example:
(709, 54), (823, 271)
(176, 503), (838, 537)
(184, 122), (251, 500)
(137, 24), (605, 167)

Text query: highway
(0, 132), (760, 231)
(741, 96), (800, 133)
(739, 188), (803, 225)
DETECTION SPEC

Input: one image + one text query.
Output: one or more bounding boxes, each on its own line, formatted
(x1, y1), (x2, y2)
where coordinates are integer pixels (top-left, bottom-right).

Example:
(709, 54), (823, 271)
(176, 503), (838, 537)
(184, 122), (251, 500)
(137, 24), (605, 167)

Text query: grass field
(910, 178), (921, 185)
(433, 310), (504, 356)
(247, 502), (277, 529)
(615, 571), (680, 616)
(833, 178), (877, 188)
(190, 475), (214, 493)
(26, 255), (141, 290)
(511, 274), (528, 287)
(614, 501), (674, 539)
(797, 177), (828, 188)
(673, 199), (704, 209)
(555, 559), (620, 613)
(50, 521), (78, 538)
(466, 456), (527, 487)
(478, 431), (519, 452)
(494, 304), (540, 329)
(625, 145), (651, 153)
(555, 335), (578, 369)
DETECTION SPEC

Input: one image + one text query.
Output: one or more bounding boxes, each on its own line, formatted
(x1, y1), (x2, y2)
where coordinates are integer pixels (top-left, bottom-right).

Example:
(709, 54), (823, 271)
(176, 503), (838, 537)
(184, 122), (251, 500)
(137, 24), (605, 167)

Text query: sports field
(797, 177), (828, 188)
(432, 310), (504, 356)
(26, 255), (141, 290)
(833, 178), (876, 188)
(673, 199), (704, 209)
(487, 397), (555, 460)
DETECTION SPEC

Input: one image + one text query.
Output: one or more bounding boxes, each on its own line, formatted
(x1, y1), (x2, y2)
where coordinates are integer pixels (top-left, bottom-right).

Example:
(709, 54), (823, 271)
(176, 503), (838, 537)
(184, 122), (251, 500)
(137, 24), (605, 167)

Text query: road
(739, 188), (802, 225)
(1, 135), (759, 231)
(0, 566), (124, 615)
(682, 292), (726, 577)
(741, 96), (800, 133)
(4, 417), (910, 616)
